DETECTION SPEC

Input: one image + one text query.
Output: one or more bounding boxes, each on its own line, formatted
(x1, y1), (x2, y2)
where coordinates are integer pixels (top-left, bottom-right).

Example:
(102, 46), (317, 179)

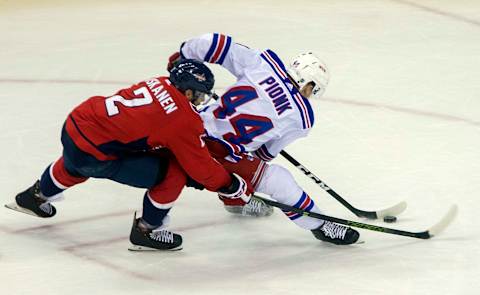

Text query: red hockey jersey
(64, 76), (230, 191)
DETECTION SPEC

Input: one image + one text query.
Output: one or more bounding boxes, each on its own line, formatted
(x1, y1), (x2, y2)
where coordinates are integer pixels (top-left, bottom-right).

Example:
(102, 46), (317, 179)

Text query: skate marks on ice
(0, 210), (249, 282)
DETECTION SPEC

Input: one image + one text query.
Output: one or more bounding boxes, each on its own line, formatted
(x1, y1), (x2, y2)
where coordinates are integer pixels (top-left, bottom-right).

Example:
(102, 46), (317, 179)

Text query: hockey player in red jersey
(5, 59), (250, 251)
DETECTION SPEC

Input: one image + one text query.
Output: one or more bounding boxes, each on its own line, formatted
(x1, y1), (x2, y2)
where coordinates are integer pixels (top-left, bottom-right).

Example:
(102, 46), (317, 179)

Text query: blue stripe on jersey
(304, 200), (314, 212)
(281, 209), (302, 220)
(293, 192), (308, 208)
(289, 213), (302, 220)
(217, 36), (232, 65)
(254, 150), (268, 161)
(303, 95), (315, 126)
(266, 48), (315, 127)
(290, 95), (307, 129)
(254, 145), (274, 161)
(267, 49), (314, 127)
(259, 145), (274, 159)
(260, 50), (315, 129)
(204, 33), (219, 62)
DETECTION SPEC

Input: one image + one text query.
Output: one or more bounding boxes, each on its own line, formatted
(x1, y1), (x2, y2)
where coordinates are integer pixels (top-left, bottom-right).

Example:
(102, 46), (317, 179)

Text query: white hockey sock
(255, 164), (324, 230)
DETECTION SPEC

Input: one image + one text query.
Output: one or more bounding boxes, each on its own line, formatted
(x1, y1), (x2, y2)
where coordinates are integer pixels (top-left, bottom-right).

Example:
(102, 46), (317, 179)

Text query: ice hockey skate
(311, 221), (360, 245)
(129, 214), (183, 251)
(5, 181), (56, 218)
(224, 197), (274, 217)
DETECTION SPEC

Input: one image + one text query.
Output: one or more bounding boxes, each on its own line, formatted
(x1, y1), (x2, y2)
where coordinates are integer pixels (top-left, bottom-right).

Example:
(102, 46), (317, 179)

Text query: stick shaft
(253, 194), (429, 239)
(280, 150), (377, 219)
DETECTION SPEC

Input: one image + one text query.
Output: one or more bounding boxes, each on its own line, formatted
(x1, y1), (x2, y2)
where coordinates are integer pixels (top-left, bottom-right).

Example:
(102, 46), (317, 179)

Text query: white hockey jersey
(180, 33), (315, 161)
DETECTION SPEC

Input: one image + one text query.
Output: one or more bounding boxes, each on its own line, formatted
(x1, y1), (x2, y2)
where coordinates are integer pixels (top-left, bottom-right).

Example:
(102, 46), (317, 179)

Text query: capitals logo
(193, 73), (206, 82)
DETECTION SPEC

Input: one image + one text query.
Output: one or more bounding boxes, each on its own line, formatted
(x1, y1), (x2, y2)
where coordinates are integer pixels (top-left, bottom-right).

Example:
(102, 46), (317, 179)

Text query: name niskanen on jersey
(146, 78), (178, 114)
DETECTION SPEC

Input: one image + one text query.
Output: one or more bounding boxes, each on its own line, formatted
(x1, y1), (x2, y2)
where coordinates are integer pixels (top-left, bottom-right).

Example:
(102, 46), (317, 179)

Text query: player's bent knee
(148, 159), (187, 204)
(257, 164), (302, 201)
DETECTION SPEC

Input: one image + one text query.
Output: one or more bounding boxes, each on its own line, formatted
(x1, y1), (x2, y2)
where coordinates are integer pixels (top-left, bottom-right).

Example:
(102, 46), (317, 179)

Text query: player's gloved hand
(217, 173), (251, 203)
(186, 176), (205, 191)
(167, 52), (181, 72)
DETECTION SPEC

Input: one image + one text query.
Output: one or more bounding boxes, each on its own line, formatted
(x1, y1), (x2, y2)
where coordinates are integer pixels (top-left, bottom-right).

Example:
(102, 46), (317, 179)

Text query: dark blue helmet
(169, 59), (215, 95)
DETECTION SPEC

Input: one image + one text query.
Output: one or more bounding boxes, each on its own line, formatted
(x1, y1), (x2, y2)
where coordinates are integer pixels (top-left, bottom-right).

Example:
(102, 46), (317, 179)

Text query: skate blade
(4, 202), (39, 217)
(128, 244), (183, 252)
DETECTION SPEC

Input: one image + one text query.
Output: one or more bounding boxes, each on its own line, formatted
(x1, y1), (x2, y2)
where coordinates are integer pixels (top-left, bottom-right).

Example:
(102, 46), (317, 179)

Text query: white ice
(1, 1), (479, 294)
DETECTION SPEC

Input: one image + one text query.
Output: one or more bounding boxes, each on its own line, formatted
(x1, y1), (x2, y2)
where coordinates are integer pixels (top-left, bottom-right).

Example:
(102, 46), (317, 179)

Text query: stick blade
(375, 201), (408, 218)
(427, 204), (458, 238)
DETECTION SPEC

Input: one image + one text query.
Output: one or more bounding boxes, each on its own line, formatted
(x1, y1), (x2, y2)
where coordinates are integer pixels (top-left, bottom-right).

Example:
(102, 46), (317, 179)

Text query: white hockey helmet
(287, 52), (330, 99)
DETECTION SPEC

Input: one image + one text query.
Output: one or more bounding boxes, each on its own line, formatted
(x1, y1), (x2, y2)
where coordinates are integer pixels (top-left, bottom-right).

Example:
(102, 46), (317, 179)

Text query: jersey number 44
(213, 86), (273, 145)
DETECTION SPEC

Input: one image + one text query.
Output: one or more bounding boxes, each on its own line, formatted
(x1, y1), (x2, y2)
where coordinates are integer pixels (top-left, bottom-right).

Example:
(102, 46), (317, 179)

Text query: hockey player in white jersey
(168, 33), (359, 245)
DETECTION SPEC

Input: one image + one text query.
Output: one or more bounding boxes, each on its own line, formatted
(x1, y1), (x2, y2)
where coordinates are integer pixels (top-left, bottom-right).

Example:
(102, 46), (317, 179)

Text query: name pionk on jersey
(259, 76), (293, 116)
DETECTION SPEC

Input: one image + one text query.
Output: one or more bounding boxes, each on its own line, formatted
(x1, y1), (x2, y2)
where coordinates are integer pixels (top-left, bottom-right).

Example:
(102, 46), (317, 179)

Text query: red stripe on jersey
(264, 51), (311, 128)
(210, 34), (226, 63)
(251, 161), (267, 189)
(51, 157), (88, 188)
(299, 196), (312, 210)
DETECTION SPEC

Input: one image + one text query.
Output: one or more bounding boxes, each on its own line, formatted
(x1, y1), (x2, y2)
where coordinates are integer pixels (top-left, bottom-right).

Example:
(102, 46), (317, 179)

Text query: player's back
(65, 77), (198, 160)
(199, 48), (314, 158)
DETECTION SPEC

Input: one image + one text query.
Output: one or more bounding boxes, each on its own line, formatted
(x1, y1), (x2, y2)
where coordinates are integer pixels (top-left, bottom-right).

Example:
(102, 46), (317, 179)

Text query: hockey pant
(38, 126), (186, 227)
(217, 156), (324, 230)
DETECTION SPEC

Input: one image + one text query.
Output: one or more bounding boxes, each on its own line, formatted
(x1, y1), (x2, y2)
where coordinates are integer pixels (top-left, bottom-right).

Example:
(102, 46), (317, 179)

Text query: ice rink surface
(1, 0), (479, 294)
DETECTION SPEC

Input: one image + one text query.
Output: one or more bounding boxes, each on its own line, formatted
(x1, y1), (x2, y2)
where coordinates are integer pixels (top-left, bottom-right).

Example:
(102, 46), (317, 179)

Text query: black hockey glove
(185, 177), (205, 191)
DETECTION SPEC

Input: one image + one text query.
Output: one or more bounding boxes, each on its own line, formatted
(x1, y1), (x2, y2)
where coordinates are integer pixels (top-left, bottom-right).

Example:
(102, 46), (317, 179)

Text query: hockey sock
(141, 192), (173, 228)
(40, 165), (64, 197)
(39, 157), (88, 198)
(282, 192), (324, 230)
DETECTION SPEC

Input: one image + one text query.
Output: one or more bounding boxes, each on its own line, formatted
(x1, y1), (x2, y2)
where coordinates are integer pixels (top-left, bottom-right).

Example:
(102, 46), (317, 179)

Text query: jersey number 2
(105, 87), (153, 116)
(213, 86), (273, 145)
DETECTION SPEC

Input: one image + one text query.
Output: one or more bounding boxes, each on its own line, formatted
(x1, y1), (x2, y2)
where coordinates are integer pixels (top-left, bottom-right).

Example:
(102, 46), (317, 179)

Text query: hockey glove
(185, 176), (205, 191)
(167, 52), (181, 72)
(217, 173), (251, 204)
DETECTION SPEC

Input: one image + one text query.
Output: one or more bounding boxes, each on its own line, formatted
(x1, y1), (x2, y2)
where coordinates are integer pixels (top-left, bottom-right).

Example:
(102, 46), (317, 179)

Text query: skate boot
(5, 180), (56, 218)
(129, 214), (183, 251)
(224, 198), (274, 217)
(311, 221), (360, 245)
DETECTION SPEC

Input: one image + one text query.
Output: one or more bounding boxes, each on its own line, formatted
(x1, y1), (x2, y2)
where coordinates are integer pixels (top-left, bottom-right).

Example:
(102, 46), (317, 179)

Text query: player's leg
(7, 156), (88, 218)
(129, 157), (185, 251)
(218, 157), (273, 217)
(255, 164), (359, 245)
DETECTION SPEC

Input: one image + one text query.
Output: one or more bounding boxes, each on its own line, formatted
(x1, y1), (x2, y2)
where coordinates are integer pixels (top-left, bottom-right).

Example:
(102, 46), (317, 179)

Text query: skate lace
(246, 199), (264, 213)
(321, 222), (348, 239)
(149, 230), (174, 244)
(39, 203), (53, 215)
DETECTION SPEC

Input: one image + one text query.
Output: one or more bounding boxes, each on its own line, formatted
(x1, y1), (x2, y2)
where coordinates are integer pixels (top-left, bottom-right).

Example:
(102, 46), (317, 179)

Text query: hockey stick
(252, 195), (458, 239)
(280, 150), (406, 219)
